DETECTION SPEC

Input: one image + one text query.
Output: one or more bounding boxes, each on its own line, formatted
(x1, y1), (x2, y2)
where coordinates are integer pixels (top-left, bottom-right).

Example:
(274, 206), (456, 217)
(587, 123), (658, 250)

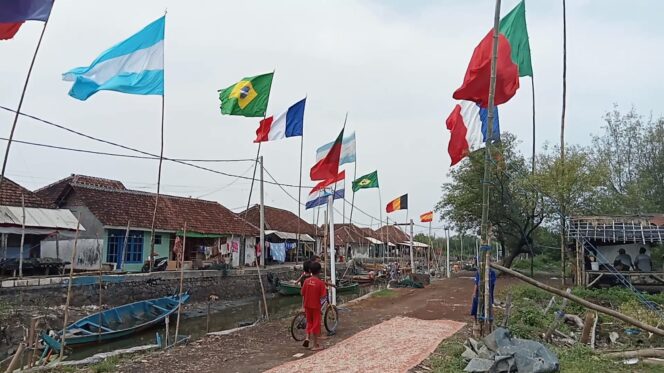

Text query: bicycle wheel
(324, 305), (339, 333)
(290, 311), (307, 341)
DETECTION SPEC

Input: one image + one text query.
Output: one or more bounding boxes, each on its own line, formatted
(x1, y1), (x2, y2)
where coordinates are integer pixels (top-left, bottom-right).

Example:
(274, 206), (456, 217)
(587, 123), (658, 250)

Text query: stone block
(50, 278), (62, 285)
(15, 280), (27, 287)
(27, 279), (40, 286)
(1, 280), (14, 288)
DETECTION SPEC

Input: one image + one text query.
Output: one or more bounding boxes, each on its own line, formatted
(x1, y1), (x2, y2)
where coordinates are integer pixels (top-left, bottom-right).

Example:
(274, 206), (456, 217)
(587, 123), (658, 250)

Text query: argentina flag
(63, 16), (164, 101)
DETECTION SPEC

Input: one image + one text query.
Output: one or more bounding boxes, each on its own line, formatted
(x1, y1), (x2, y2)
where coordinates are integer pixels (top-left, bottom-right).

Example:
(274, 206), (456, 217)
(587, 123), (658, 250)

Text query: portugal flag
(310, 128), (344, 181)
(219, 72), (274, 117)
(420, 211), (433, 223)
(386, 194), (408, 213)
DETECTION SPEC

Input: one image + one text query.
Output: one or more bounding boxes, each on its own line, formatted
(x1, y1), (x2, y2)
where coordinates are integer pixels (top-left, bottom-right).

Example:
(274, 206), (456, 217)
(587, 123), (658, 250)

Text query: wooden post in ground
(580, 311), (595, 344)
(60, 213), (81, 358)
(5, 343), (26, 373)
(18, 194), (25, 278)
(544, 288), (571, 341)
(174, 222), (187, 345)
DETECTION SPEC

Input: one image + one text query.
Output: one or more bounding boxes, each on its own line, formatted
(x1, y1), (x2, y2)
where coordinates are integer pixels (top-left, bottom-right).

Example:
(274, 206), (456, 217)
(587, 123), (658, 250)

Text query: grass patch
(90, 356), (119, 373)
(372, 289), (398, 298)
(512, 255), (564, 274)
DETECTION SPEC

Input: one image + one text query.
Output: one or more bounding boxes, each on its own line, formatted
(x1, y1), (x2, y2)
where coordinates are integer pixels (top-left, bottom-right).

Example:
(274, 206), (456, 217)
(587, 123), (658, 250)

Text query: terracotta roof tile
(37, 175), (257, 236)
(0, 178), (53, 208)
(374, 225), (410, 243)
(242, 205), (320, 237)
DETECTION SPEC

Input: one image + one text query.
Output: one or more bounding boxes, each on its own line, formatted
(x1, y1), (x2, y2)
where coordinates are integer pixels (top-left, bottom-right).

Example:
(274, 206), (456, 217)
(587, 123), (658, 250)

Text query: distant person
(613, 259), (628, 272)
(635, 247), (653, 272)
(301, 261), (326, 351)
(614, 249), (633, 270)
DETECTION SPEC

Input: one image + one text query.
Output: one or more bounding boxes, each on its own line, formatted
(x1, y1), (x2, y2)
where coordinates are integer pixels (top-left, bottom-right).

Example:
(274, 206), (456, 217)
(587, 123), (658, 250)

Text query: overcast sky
(2, 0), (663, 236)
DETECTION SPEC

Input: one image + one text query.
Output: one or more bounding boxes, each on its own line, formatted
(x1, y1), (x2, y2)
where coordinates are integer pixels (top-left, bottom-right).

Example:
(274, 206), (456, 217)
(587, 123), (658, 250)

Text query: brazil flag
(219, 72), (274, 117)
(352, 171), (379, 192)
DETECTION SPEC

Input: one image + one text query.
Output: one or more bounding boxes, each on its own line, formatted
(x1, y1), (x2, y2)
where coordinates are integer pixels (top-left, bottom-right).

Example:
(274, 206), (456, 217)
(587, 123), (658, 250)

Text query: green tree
(436, 133), (545, 268)
(591, 106), (664, 213)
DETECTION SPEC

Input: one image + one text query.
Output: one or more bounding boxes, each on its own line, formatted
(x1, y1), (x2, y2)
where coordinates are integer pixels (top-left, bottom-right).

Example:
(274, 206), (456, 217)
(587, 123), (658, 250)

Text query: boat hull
(58, 293), (189, 348)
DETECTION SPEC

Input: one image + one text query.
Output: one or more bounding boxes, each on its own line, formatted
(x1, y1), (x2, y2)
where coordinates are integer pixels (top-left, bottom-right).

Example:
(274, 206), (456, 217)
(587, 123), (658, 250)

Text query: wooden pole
(257, 156), (269, 319)
(296, 132), (304, 265)
(55, 231), (60, 263)
(5, 343), (26, 373)
(478, 0), (502, 336)
(149, 93), (166, 273)
(97, 236), (103, 341)
(2, 233), (6, 260)
(174, 222), (186, 344)
(0, 17), (51, 189)
(18, 194), (25, 278)
(544, 288), (571, 341)
(491, 262), (664, 337)
(60, 214), (81, 358)
(559, 0), (568, 287)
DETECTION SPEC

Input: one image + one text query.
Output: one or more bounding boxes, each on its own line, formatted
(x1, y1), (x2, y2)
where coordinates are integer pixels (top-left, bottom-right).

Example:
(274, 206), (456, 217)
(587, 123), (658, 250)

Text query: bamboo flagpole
(296, 105), (305, 264)
(478, 0), (503, 336)
(0, 10), (53, 190)
(148, 10), (168, 273)
(559, 0), (568, 287)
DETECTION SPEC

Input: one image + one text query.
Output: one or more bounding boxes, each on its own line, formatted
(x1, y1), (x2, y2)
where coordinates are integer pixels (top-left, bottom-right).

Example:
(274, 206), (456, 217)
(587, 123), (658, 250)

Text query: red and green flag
(453, 1), (532, 107)
(499, 0), (533, 77)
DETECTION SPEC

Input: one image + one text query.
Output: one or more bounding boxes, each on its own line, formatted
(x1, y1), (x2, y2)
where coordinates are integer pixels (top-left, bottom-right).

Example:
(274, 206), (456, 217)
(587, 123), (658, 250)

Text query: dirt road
(118, 273), (512, 373)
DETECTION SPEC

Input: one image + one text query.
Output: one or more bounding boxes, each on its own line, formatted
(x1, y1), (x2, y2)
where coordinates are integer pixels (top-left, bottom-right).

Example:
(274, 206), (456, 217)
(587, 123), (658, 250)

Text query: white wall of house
(41, 238), (104, 270)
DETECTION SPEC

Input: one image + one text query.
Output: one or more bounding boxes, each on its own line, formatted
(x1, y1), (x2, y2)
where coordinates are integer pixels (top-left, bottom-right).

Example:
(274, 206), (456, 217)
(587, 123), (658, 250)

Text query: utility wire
(0, 105), (307, 189)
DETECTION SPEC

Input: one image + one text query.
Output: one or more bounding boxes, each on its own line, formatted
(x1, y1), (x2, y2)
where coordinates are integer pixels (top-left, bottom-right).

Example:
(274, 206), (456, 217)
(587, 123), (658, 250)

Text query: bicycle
(290, 287), (338, 341)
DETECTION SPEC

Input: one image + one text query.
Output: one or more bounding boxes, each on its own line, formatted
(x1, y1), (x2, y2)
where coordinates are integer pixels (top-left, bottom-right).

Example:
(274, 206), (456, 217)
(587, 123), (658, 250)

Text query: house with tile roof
(241, 204), (321, 263)
(36, 174), (258, 272)
(0, 178), (80, 274)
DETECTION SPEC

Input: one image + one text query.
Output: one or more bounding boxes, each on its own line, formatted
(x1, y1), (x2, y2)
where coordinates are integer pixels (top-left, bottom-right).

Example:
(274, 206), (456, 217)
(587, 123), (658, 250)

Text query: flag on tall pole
(420, 211), (433, 223)
(452, 30), (519, 107)
(310, 128), (344, 181)
(352, 171), (379, 192)
(499, 0), (532, 77)
(218, 72), (274, 117)
(254, 98), (305, 143)
(386, 194), (408, 213)
(0, 0), (54, 40)
(446, 100), (500, 166)
(63, 17), (165, 100)
(315, 132), (356, 166)
(306, 171), (345, 209)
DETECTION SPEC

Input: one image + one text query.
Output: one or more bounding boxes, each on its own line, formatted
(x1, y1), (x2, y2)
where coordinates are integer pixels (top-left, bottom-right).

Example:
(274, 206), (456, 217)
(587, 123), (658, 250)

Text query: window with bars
(107, 230), (144, 263)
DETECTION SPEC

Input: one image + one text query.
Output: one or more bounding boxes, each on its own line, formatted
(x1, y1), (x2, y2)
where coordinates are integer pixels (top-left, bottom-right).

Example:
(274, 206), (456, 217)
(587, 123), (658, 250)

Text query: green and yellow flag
(352, 171), (379, 192)
(218, 72), (274, 117)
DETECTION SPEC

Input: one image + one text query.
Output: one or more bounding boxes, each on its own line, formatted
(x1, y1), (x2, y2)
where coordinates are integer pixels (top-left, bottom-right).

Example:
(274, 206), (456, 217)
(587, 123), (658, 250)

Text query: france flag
(63, 16), (164, 101)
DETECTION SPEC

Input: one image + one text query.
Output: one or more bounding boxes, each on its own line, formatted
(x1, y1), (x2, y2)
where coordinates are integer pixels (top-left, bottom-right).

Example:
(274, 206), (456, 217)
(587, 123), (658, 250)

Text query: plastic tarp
(463, 328), (559, 373)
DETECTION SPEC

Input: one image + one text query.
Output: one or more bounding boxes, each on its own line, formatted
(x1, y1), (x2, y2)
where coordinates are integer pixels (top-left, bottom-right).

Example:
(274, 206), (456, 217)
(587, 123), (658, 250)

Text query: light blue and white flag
(63, 16), (165, 101)
(315, 131), (356, 165)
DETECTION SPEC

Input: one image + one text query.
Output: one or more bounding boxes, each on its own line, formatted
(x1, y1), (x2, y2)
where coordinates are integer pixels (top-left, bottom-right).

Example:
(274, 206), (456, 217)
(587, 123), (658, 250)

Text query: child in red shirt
(301, 261), (326, 351)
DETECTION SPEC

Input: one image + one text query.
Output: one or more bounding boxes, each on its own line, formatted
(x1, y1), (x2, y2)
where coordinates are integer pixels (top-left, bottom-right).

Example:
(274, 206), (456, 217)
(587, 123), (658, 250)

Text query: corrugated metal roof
(265, 230), (315, 242)
(365, 237), (383, 244)
(0, 206), (83, 231)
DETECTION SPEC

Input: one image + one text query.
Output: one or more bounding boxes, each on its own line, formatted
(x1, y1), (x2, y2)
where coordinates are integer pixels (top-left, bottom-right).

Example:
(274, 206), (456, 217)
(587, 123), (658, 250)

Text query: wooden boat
(49, 293), (189, 348)
(278, 281), (360, 295)
(278, 281), (302, 296)
(337, 282), (360, 293)
(350, 274), (375, 284)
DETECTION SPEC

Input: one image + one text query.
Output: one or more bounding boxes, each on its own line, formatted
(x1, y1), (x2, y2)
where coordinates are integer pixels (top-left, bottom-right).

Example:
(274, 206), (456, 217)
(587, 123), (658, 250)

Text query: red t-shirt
(301, 276), (327, 309)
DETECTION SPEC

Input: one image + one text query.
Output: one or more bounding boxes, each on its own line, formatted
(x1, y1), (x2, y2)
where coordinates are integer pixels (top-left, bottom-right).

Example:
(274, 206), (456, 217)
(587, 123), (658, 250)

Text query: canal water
(69, 284), (384, 360)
